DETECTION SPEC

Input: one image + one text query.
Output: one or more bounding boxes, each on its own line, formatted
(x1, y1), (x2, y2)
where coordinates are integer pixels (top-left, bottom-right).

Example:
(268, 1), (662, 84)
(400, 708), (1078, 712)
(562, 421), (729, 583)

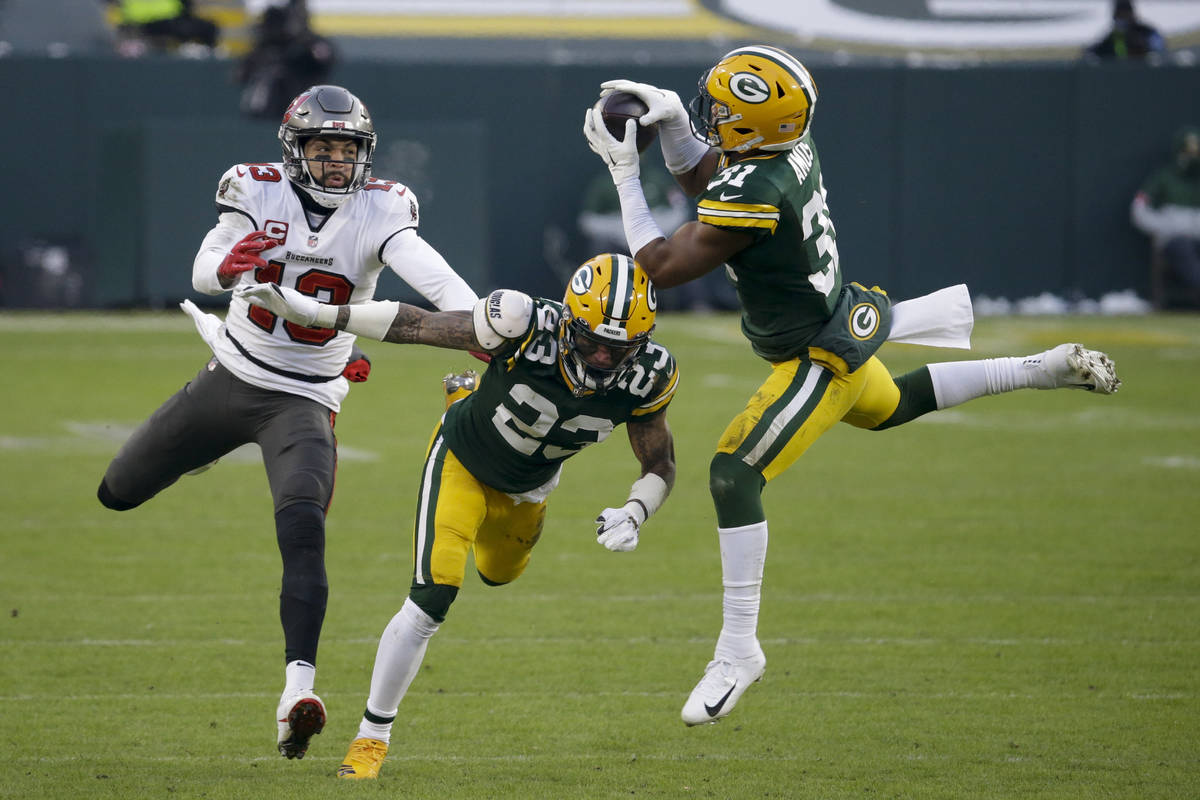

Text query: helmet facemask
(689, 77), (743, 150)
(279, 85), (377, 209)
(558, 254), (657, 396)
(560, 312), (648, 395)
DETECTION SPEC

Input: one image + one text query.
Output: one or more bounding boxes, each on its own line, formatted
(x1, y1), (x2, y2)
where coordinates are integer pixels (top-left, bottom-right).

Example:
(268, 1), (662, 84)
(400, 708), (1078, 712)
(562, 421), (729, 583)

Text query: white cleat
(276, 689), (326, 759)
(1027, 343), (1120, 394)
(681, 644), (766, 726)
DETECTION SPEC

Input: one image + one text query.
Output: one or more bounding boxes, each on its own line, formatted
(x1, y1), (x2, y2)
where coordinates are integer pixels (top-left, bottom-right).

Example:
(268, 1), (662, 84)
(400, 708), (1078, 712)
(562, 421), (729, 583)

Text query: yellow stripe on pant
(716, 355), (902, 483)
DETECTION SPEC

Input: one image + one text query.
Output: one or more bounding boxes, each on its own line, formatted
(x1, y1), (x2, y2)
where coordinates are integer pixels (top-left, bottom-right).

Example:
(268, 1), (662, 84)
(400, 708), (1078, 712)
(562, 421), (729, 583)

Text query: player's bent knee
(275, 501), (326, 549)
(708, 453), (763, 506)
(409, 583), (459, 623)
(705, 453), (763, 527)
(276, 470), (334, 511)
(276, 502), (328, 604)
(871, 367), (937, 430)
(97, 478), (140, 511)
(709, 453), (766, 528)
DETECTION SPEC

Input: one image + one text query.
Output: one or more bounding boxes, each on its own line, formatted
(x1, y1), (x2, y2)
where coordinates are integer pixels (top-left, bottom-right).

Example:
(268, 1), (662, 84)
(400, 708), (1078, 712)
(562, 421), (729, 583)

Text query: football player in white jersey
(96, 85), (478, 760)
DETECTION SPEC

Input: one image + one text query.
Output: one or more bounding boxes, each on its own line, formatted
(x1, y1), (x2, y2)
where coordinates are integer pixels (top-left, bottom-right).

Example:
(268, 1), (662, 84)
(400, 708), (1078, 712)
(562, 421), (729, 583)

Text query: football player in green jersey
(584, 44), (1121, 726)
(238, 253), (678, 779)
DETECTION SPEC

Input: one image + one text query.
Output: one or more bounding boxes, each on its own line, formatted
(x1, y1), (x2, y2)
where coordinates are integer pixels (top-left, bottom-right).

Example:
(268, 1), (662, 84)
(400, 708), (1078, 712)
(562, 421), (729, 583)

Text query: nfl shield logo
(308, 235), (319, 247)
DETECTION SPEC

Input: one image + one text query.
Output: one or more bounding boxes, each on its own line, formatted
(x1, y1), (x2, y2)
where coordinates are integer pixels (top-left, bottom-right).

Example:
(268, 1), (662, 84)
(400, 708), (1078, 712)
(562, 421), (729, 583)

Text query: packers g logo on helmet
(690, 45), (818, 154)
(729, 72), (771, 104)
(559, 253), (656, 395)
(570, 264), (594, 295)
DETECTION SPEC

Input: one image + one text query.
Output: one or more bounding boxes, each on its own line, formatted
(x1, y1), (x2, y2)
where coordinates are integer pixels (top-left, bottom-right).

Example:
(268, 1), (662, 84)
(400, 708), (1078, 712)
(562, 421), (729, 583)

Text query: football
(599, 91), (659, 154)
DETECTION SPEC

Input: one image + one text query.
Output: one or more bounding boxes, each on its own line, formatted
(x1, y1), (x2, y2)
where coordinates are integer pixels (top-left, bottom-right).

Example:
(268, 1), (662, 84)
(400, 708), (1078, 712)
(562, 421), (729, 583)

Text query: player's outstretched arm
(236, 284), (532, 354)
(634, 220), (751, 288)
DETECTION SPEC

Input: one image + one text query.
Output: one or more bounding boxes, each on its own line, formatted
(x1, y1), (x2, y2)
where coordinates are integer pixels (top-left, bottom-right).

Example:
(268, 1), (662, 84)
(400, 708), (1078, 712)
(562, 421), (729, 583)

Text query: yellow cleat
(336, 737), (388, 779)
(443, 369), (478, 409)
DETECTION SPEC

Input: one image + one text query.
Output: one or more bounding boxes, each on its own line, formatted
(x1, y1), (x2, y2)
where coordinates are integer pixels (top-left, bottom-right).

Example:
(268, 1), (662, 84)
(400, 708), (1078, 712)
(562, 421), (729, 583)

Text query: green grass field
(2, 310), (1198, 799)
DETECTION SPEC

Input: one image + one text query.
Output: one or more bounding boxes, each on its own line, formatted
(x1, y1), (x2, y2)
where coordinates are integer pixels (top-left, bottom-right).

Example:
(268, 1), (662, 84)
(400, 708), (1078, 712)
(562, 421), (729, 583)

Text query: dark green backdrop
(3, 56), (1197, 308)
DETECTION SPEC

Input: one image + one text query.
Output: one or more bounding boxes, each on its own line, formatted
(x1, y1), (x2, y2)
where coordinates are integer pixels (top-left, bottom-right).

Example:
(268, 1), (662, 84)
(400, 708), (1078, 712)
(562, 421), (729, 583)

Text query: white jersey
(192, 162), (477, 412)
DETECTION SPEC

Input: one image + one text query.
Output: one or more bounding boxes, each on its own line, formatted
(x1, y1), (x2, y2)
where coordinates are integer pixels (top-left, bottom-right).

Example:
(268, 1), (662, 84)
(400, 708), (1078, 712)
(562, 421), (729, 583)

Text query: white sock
(356, 597), (441, 744)
(927, 351), (1054, 409)
(713, 521), (768, 662)
(284, 660), (315, 694)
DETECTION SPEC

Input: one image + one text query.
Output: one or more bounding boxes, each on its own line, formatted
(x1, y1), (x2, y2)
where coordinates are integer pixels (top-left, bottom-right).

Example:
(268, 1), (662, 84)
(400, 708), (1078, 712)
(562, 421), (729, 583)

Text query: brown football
(599, 91), (659, 154)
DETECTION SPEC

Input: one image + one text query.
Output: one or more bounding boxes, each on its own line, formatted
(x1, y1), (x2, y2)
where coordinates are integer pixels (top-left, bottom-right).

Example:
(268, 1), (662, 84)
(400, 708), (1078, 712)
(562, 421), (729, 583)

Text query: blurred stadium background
(3, 5), (1199, 797)
(2, 0), (1200, 310)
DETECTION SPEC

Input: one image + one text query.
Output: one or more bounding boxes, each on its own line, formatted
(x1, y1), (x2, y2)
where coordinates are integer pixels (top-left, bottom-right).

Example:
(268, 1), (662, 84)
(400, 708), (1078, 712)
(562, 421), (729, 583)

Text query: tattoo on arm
(334, 303), (478, 351)
(404, 309), (477, 350)
(627, 414), (676, 490)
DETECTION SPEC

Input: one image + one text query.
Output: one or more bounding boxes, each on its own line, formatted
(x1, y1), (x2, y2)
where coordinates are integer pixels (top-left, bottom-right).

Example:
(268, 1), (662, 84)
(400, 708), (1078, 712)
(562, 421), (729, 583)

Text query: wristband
(659, 122), (711, 175)
(312, 302), (339, 329)
(624, 472), (669, 526)
(342, 300), (400, 341)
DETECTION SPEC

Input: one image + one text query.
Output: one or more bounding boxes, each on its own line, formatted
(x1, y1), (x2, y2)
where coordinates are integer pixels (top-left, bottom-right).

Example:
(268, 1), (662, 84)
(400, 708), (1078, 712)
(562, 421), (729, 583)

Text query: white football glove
(583, 107), (641, 186)
(599, 79), (688, 130)
(236, 282), (326, 328)
(595, 507), (640, 553)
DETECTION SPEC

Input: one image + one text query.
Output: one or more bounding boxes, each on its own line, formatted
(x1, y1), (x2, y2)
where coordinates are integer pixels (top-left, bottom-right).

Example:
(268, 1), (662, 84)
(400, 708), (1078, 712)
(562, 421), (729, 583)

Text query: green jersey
(441, 298), (679, 494)
(696, 133), (842, 362)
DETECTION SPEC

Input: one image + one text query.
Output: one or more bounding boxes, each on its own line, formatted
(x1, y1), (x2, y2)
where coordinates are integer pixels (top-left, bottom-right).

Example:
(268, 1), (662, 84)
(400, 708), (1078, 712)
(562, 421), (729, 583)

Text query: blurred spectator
(1131, 126), (1200, 309)
(578, 157), (735, 311)
(107, 0), (218, 58)
(236, 0), (336, 120)
(1085, 0), (1166, 62)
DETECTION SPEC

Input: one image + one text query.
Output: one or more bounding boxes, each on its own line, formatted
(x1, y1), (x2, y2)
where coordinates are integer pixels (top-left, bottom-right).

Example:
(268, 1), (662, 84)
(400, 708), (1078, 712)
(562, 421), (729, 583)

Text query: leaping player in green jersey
(238, 253), (678, 779)
(584, 44), (1121, 726)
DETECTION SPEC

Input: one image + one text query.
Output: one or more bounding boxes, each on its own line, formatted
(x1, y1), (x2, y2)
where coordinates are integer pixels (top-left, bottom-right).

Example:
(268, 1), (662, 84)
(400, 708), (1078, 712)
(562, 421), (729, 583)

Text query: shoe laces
(350, 738), (387, 759)
(696, 659), (738, 693)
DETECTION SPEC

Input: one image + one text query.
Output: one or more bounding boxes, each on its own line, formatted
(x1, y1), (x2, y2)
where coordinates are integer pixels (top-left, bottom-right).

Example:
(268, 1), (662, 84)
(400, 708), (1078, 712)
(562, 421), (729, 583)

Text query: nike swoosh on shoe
(704, 683), (738, 717)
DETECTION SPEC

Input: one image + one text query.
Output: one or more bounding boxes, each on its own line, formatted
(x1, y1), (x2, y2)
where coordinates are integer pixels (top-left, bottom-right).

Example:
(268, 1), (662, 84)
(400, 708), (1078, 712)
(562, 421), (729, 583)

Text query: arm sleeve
(381, 228), (478, 311)
(192, 212), (255, 295)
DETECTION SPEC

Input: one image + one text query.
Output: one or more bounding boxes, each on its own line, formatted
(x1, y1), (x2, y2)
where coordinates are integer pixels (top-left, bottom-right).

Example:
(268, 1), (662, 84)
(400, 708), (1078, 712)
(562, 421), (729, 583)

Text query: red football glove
(342, 356), (372, 383)
(218, 230), (279, 282)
